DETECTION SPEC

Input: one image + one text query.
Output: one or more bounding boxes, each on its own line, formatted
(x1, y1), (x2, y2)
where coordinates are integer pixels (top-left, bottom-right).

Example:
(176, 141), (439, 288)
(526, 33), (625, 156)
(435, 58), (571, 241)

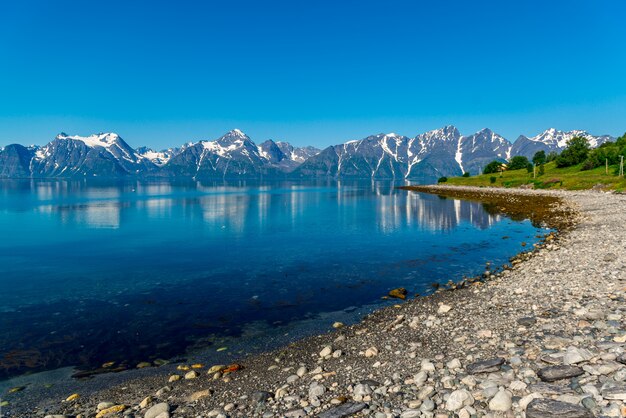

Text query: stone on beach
(466, 357), (505, 374)
(537, 365), (585, 382)
(145, 402), (170, 418)
(317, 402), (367, 418)
(525, 398), (593, 418)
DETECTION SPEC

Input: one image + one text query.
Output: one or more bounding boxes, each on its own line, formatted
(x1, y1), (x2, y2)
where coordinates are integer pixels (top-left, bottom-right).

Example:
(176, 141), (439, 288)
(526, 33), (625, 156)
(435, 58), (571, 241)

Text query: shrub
(555, 136), (590, 167)
(462, 172), (470, 177)
(489, 176), (497, 184)
(437, 176), (448, 183)
(483, 160), (503, 174)
(508, 156), (531, 170)
(538, 164), (545, 175)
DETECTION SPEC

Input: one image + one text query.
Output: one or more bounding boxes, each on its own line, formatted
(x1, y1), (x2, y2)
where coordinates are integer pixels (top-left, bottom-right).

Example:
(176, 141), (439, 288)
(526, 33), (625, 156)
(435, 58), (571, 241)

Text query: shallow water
(0, 179), (545, 380)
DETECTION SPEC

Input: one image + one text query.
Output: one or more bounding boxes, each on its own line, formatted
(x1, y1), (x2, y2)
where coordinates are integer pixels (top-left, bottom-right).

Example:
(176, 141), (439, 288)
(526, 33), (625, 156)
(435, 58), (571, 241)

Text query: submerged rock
(388, 288), (408, 300)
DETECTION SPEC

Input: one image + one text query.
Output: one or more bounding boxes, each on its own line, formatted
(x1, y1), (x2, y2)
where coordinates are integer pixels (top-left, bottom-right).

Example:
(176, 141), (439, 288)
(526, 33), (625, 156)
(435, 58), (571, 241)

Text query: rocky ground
(9, 186), (626, 418)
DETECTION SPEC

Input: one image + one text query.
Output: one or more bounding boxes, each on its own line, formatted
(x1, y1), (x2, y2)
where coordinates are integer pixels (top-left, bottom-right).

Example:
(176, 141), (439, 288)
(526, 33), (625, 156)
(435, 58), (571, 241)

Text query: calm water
(0, 180), (545, 380)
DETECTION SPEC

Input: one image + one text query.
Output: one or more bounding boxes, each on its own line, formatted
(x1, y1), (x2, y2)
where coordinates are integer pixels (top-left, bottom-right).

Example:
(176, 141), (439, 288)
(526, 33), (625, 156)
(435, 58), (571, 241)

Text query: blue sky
(0, 0), (625, 149)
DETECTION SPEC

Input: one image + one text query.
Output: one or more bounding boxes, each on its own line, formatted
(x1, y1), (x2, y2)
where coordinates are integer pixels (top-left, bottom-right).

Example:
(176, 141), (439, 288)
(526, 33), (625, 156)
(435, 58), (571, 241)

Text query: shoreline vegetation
(438, 134), (626, 191)
(4, 186), (625, 418)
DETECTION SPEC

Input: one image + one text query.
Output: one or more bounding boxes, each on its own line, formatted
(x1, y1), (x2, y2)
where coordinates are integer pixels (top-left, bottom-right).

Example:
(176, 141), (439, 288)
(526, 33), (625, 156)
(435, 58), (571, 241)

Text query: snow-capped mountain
(276, 142), (320, 163)
(163, 129), (283, 179)
(458, 128), (511, 175)
(136, 146), (183, 166)
(0, 127), (616, 180)
(30, 132), (157, 177)
(292, 126), (509, 180)
(511, 128), (614, 158)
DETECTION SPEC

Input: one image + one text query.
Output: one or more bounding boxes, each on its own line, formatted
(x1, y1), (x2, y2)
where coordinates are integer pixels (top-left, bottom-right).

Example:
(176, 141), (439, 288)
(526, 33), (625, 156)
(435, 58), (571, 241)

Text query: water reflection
(0, 179), (540, 380)
(0, 180), (501, 233)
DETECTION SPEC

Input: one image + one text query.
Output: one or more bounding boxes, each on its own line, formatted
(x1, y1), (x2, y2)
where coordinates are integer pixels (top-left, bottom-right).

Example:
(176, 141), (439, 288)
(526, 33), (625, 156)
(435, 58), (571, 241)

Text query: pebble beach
(6, 186), (626, 418)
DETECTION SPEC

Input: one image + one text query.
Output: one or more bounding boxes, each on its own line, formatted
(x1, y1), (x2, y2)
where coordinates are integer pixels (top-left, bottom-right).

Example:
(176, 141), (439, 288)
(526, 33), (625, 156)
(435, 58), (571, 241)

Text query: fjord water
(0, 180), (545, 380)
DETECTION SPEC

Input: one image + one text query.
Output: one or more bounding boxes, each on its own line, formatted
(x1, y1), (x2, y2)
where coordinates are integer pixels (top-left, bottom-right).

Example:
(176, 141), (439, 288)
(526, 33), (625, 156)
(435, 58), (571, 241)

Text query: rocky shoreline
(6, 186), (626, 418)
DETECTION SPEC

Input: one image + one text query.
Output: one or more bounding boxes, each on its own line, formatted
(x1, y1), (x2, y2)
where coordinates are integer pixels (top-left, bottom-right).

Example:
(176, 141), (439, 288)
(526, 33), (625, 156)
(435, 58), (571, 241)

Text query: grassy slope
(446, 162), (626, 191)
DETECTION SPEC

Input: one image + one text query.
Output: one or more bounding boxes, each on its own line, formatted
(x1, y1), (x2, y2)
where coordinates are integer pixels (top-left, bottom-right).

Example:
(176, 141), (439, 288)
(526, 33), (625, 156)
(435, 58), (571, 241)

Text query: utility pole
(606, 158), (608, 175)
(533, 163), (536, 179)
(620, 155), (624, 178)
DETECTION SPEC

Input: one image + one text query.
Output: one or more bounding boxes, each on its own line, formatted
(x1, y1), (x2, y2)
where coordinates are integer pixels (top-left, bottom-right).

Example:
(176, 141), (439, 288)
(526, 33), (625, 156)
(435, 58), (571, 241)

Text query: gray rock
(617, 353), (626, 365)
(251, 391), (273, 404)
(145, 403), (170, 418)
(601, 383), (626, 400)
(537, 365), (584, 382)
(359, 379), (381, 387)
(466, 357), (505, 374)
(353, 383), (372, 397)
(284, 408), (306, 418)
(528, 382), (574, 394)
(526, 398), (593, 418)
(517, 316), (537, 326)
(317, 402), (367, 418)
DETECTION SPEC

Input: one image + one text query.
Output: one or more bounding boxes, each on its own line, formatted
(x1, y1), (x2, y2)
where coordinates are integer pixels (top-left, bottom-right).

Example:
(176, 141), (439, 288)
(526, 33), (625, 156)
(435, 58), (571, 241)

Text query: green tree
(483, 160), (503, 174)
(582, 142), (619, 170)
(555, 137), (590, 168)
(532, 150), (546, 166)
(507, 155), (531, 171)
(546, 151), (558, 162)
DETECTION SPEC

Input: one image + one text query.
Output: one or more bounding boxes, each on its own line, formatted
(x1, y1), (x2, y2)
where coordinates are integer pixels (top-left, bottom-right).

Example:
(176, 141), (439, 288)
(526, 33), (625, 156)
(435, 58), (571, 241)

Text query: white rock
(438, 304), (452, 314)
(319, 346), (332, 357)
(509, 380), (527, 391)
(97, 402), (115, 411)
(145, 403), (170, 418)
(489, 389), (512, 412)
(446, 389), (473, 411)
(446, 358), (462, 369)
(519, 392), (543, 410)
(413, 371), (428, 386)
(365, 346), (379, 358)
(421, 359), (435, 372)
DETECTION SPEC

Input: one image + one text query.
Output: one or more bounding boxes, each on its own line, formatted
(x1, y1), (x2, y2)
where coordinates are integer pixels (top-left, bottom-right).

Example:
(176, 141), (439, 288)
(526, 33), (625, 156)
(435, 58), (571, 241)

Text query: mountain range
(0, 127), (615, 181)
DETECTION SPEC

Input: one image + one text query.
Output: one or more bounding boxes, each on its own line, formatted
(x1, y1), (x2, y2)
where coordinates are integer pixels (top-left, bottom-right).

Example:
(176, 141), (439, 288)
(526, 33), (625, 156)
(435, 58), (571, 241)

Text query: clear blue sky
(1, 0), (625, 149)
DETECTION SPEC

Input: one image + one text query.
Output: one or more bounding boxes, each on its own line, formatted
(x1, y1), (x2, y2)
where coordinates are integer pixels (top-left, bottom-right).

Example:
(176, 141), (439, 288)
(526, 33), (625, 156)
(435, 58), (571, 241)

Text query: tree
(462, 172), (470, 177)
(483, 160), (503, 174)
(507, 155), (531, 171)
(582, 141), (620, 170)
(532, 150), (546, 166)
(437, 176), (448, 183)
(555, 136), (590, 168)
(546, 151), (558, 162)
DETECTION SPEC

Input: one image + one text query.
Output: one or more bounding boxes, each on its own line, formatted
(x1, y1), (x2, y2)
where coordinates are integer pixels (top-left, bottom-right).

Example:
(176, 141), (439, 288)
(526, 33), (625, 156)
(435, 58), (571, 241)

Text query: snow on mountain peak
(229, 129), (247, 138)
(56, 132), (121, 148)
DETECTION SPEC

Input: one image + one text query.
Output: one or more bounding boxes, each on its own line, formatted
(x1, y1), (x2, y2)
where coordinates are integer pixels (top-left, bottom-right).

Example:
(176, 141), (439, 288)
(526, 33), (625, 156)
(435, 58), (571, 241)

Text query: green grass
(445, 162), (626, 191)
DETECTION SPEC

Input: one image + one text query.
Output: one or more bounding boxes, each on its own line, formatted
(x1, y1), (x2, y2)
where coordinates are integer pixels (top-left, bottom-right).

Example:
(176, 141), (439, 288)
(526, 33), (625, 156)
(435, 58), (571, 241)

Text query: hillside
(443, 161), (626, 191)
